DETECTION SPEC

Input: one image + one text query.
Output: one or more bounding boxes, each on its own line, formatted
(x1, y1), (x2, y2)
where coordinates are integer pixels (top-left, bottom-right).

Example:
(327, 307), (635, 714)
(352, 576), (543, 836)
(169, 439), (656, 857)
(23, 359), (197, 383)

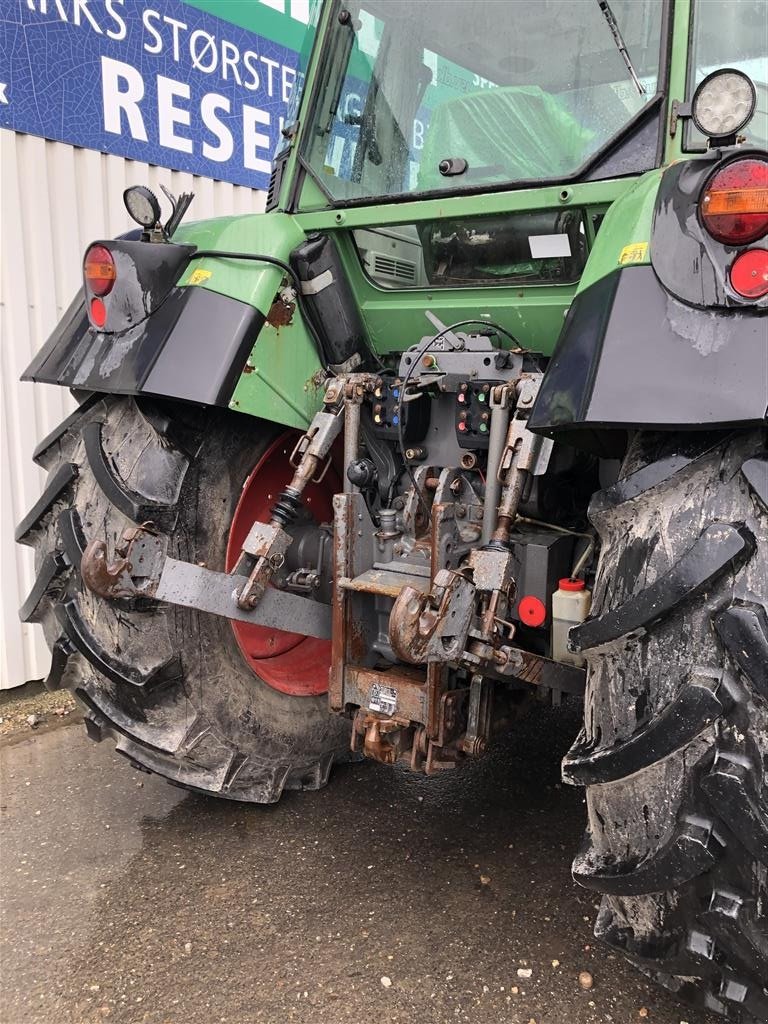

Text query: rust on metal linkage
(80, 524), (158, 600)
(81, 538), (134, 599)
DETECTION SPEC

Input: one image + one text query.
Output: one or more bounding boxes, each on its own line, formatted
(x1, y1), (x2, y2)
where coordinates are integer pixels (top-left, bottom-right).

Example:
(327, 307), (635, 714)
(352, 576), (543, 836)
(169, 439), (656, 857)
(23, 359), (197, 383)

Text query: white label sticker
(368, 683), (398, 716)
(528, 234), (572, 259)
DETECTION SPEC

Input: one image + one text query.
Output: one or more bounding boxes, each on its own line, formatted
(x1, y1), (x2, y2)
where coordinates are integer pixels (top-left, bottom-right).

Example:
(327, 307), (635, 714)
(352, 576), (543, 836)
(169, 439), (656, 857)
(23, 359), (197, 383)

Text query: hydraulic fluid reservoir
(552, 578), (591, 667)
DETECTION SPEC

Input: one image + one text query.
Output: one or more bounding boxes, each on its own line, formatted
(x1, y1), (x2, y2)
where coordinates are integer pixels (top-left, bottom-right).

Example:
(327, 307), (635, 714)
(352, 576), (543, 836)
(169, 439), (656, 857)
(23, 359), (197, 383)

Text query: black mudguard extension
(23, 286), (264, 409)
(529, 264), (768, 443)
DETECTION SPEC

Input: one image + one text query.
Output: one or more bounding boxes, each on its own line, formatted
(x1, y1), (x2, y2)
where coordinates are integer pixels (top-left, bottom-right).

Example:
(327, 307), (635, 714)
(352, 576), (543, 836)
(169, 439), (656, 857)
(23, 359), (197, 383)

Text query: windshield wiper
(596, 0), (646, 96)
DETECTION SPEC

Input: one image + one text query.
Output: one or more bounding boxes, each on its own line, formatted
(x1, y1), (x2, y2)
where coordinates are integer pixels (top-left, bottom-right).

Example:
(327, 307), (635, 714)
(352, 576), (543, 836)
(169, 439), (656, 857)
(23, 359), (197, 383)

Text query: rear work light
(701, 159), (768, 245)
(729, 248), (768, 299)
(84, 244), (116, 296)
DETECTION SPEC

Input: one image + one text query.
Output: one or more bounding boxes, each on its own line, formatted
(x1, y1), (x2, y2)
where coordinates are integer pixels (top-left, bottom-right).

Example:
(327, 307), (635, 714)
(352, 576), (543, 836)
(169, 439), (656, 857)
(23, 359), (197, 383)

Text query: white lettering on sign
(73, 0), (102, 33)
(260, 55), (279, 97)
(260, 0), (310, 22)
(26, 0), (69, 18)
(190, 29), (218, 74)
(17, 0), (300, 188)
(157, 75), (193, 153)
(142, 9), (163, 54)
(102, 56), (148, 141)
(165, 15), (189, 63)
(281, 65), (296, 104)
(29, 0), (130, 37)
(101, 57), (274, 170)
(137, 8), (296, 98)
(104, 0), (127, 41)
(221, 40), (242, 85)
(243, 105), (272, 174)
(201, 93), (234, 162)
(243, 51), (261, 91)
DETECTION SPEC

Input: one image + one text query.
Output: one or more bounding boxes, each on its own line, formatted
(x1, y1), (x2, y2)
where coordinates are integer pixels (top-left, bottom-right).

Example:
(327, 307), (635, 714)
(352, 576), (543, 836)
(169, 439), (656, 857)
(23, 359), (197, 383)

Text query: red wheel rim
(225, 432), (337, 697)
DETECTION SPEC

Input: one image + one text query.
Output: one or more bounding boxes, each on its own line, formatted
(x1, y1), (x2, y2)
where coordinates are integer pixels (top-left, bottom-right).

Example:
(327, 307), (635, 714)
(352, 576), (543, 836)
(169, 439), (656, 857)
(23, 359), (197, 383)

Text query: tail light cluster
(700, 157), (768, 299)
(83, 244), (116, 328)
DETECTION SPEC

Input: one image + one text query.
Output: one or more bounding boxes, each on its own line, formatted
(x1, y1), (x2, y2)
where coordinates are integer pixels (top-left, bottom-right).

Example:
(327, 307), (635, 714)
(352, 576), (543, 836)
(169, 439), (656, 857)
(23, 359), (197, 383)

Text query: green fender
(175, 213), (327, 430)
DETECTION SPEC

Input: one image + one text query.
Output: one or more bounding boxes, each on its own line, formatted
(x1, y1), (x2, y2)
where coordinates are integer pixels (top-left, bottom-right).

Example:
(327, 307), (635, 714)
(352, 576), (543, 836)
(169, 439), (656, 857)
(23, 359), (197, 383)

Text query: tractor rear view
(16, 1), (767, 1019)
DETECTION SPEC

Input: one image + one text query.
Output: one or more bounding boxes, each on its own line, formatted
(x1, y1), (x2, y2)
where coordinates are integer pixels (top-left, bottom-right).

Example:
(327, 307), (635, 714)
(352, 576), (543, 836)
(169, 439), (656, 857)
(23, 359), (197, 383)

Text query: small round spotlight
(692, 68), (756, 141)
(123, 185), (161, 228)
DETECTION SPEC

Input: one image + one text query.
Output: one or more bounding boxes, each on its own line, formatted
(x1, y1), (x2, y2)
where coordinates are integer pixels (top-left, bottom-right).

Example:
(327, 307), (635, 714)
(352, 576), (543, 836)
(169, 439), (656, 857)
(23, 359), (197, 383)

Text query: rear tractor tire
(17, 395), (351, 803)
(563, 429), (768, 1021)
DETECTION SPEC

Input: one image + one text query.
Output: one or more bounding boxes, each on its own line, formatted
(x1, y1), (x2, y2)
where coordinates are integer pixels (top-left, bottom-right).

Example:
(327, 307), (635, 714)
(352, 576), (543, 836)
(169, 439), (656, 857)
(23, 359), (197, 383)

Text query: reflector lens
(729, 248), (768, 299)
(701, 160), (768, 245)
(90, 297), (107, 328)
(84, 244), (116, 296)
(518, 595), (546, 628)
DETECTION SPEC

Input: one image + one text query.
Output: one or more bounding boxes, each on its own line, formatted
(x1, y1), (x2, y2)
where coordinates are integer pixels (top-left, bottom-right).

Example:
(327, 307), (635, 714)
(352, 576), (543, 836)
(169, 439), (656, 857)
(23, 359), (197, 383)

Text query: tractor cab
(297, 0), (665, 203)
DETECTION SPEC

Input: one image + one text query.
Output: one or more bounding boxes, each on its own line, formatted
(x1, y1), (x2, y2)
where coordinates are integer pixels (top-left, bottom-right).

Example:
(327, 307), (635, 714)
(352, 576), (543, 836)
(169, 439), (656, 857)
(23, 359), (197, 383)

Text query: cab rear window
(686, 0), (768, 150)
(353, 210), (588, 290)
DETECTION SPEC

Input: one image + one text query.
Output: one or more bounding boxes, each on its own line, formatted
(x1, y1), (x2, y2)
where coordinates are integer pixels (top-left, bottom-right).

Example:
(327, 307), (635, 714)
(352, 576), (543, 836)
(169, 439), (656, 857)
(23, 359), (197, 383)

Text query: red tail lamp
(730, 248), (768, 299)
(90, 297), (107, 328)
(700, 159), (768, 245)
(84, 244), (116, 296)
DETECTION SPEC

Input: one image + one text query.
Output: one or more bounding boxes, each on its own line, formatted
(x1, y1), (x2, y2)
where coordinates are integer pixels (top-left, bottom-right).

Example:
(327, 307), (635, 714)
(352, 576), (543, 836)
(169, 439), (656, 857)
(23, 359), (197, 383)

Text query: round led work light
(123, 185), (161, 228)
(691, 68), (756, 141)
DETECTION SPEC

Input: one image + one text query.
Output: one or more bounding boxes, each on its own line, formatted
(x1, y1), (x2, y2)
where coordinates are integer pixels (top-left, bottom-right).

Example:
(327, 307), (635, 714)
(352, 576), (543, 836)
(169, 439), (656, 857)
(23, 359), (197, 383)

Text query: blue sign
(0, 1), (303, 189)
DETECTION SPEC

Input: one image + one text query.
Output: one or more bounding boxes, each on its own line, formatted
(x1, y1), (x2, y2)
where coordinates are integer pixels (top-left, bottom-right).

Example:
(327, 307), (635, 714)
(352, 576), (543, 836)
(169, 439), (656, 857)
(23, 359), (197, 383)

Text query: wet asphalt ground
(1, 703), (719, 1024)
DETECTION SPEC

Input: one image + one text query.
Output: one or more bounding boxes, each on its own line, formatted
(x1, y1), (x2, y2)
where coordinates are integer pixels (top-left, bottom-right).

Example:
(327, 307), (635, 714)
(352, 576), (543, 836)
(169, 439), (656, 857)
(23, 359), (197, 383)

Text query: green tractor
(16, 0), (767, 1017)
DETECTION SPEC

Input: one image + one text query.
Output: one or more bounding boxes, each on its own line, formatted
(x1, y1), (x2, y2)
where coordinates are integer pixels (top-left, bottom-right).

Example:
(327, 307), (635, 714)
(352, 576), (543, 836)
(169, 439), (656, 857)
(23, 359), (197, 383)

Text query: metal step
(341, 564), (430, 599)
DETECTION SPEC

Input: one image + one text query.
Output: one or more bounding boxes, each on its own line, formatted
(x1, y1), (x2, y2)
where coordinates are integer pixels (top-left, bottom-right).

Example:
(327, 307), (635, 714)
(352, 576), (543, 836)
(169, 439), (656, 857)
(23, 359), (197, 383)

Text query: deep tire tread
(43, 634), (76, 691)
(32, 393), (99, 466)
(82, 419), (179, 530)
(57, 507), (88, 564)
(15, 462), (78, 544)
(562, 668), (733, 785)
(19, 550), (69, 623)
(568, 431), (768, 1023)
(571, 523), (753, 652)
(24, 396), (348, 806)
(714, 601), (768, 701)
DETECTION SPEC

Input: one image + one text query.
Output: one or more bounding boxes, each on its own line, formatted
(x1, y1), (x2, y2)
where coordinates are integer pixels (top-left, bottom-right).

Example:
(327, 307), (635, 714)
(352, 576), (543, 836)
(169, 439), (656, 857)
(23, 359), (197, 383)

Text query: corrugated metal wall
(1, 131), (264, 688)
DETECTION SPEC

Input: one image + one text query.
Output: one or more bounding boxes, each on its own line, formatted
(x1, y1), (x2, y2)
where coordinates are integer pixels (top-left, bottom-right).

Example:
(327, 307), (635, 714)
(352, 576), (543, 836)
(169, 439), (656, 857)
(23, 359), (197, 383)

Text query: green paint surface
(229, 316), (326, 428)
(184, 0), (310, 51)
(297, 177), (631, 229)
(173, 173), (656, 420)
(171, 1), (701, 424)
(175, 212), (306, 309)
(576, 169), (663, 294)
(175, 212), (324, 428)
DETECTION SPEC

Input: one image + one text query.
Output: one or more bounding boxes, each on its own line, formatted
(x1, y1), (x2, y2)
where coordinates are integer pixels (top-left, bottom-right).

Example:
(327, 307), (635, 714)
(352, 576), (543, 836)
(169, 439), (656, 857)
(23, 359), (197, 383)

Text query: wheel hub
(225, 432), (337, 697)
